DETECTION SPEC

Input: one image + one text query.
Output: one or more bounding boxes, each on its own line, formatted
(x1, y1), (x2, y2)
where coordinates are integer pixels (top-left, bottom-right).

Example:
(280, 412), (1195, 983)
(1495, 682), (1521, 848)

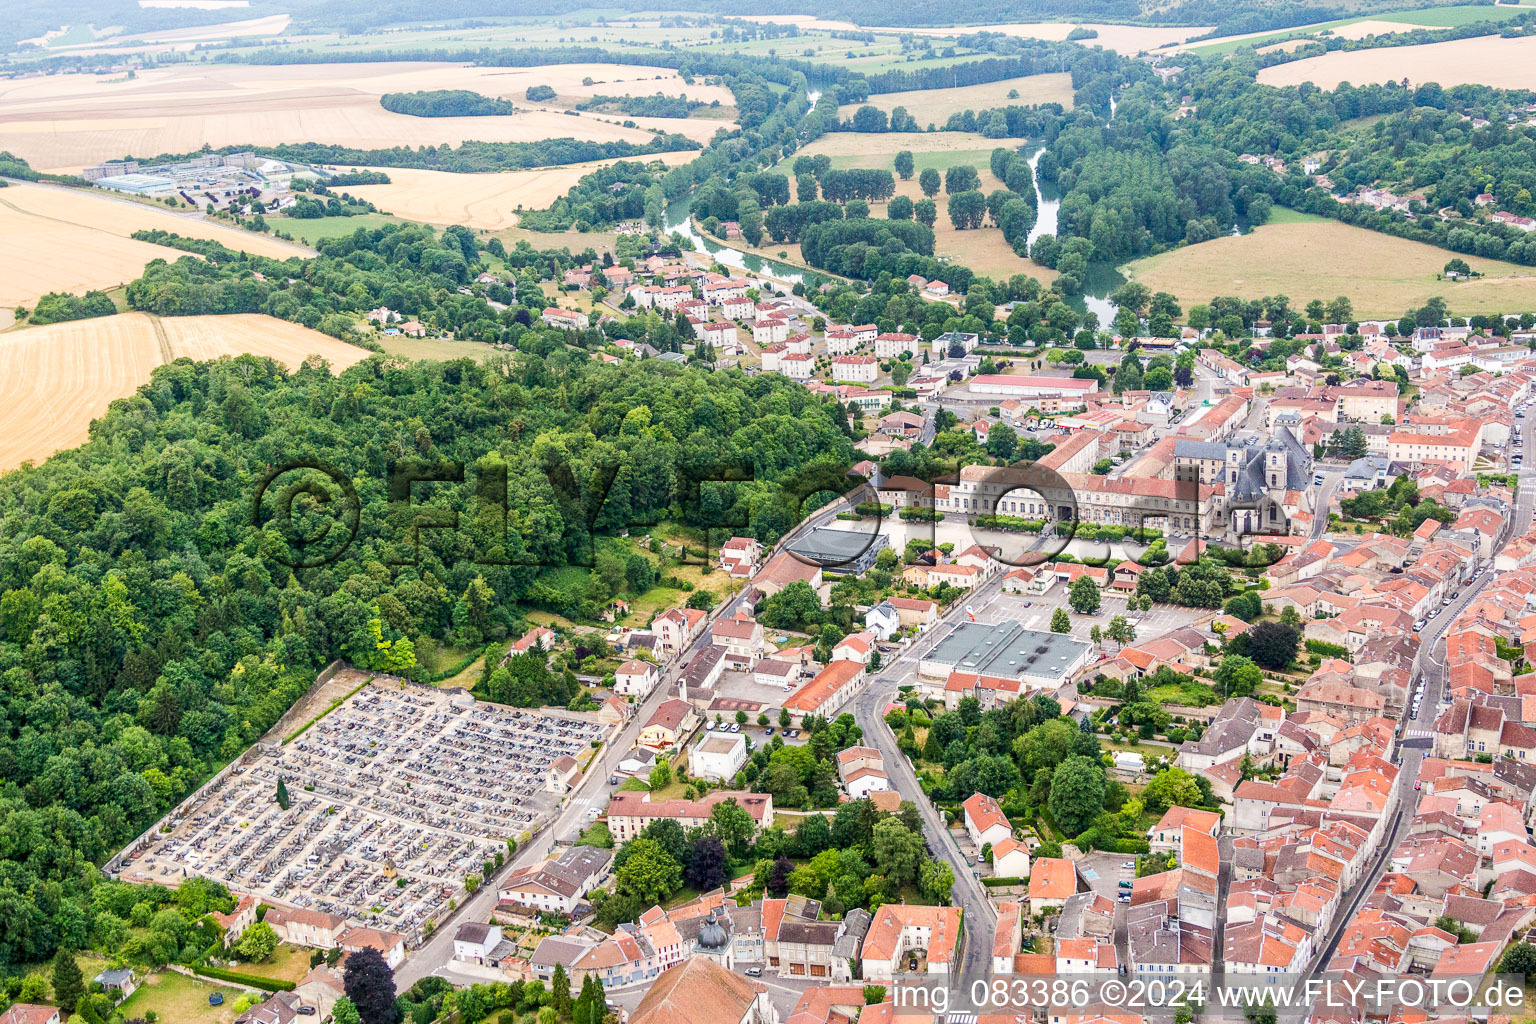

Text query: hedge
(1304, 638), (1349, 659)
(982, 876), (1026, 887)
(192, 965), (297, 992)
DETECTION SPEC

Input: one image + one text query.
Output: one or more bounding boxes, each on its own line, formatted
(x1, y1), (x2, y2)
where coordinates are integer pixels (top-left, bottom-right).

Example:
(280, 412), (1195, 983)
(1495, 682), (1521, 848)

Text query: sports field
(0, 312), (369, 470)
(0, 62), (719, 172)
(342, 151), (698, 230)
(1124, 212), (1536, 317)
(0, 182), (303, 313)
(1256, 34), (1536, 89)
(838, 74), (1075, 127)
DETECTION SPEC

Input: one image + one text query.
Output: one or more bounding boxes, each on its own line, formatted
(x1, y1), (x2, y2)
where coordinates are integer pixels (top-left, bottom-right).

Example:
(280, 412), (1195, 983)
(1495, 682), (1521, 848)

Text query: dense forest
(379, 89), (519, 117)
(0, 262), (855, 964)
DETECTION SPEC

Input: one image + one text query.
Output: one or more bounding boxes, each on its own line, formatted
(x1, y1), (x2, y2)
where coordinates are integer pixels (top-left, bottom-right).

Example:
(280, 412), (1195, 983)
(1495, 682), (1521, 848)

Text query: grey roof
(531, 936), (592, 969)
(786, 526), (889, 567)
(96, 969), (134, 985)
(1174, 440), (1230, 461)
(1181, 697), (1262, 758)
(923, 620), (1093, 683)
(831, 908), (873, 959)
(1344, 456), (1390, 480)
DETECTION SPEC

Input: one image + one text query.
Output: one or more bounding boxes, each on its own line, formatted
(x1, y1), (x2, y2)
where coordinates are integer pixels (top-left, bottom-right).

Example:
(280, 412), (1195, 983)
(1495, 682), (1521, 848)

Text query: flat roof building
(919, 620), (1093, 689)
(784, 526), (889, 575)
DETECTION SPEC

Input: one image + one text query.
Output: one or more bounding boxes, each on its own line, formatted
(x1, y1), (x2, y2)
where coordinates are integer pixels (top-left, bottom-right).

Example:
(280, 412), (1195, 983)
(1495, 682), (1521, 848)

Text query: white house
(825, 330), (859, 355)
(831, 632), (874, 665)
(754, 318), (790, 346)
(874, 333), (920, 359)
(453, 923), (504, 964)
(498, 846), (614, 915)
(865, 601), (901, 640)
(692, 731), (749, 781)
(991, 837), (1031, 878)
(780, 352), (814, 379)
(961, 792), (1013, 850)
(700, 322), (737, 349)
(614, 659), (660, 698)
(832, 355), (879, 384)
(541, 307), (589, 330)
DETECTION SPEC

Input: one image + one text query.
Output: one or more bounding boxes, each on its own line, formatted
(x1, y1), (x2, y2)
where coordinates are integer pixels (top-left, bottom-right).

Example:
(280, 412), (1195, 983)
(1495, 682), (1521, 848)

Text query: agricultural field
(1185, 4), (1531, 55)
(1123, 211), (1536, 318)
(377, 336), (500, 361)
(343, 151), (697, 230)
(0, 312), (164, 470)
(0, 312), (369, 470)
(0, 62), (713, 173)
(159, 313), (373, 370)
(1256, 34), (1536, 89)
(0, 181), (303, 314)
(786, 133), (1059, 283)
(266, 211), (404, 245)
(737, 15), (1210, 53)
(0, 180), (306, 257)
(837, 73), (1075, 127)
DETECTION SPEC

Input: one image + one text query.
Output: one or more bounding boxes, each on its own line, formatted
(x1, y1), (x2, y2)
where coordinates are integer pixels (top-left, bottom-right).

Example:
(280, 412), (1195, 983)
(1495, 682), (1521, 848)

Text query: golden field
(792, 130), (1008, 160)
(344, 151), (698, 230)
(0, 182), (302, 312)
(1257, 35), (1536, 90)
(734, 16), (1209, 53)
(0, 313), (164, 470)
(158, 313), (372, 371)
(1124, 216), (1536, 318)
(0, 62), (725, 173)
(0, 312), (370, 470)
(838, 73), (1075, 126)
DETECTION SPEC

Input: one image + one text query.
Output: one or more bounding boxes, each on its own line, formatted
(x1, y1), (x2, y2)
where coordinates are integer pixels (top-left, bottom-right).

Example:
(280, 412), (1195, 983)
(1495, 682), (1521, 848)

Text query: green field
(269, 213), (404, 245)
(116, 971), (243, 1024)
(377, 336), (500, 361)
(1188, 4), (1531, 55)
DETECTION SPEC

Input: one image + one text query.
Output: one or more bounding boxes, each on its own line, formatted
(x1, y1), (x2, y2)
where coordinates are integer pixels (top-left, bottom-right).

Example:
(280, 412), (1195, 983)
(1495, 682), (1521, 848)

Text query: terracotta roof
(1028, 857), (1077, 900)
(630, 957), (762, 1024)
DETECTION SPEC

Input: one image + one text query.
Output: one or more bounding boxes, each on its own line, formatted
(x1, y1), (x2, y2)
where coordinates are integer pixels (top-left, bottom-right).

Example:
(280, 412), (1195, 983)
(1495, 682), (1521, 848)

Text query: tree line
(379, 89), (519, 117)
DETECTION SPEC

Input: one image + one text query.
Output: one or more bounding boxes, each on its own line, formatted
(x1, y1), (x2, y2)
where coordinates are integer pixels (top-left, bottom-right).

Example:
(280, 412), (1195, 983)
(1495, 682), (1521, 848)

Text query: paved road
(849, 573), (1012, 992)
(1299, 435), (1535, 979)
(1310, 469), (1343, 541)
(398, 488), (859, 986)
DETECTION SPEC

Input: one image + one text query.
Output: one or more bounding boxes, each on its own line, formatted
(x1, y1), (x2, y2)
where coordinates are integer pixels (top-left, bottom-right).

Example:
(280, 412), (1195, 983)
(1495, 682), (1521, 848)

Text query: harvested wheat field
(793, 131), (1006, 160)
(838, 74), (1074, 126)
(1, 182), (306, 258)
(1258, 35), (1536, 90)
(0, 183), (303, 313)
(889, 22), (1210, 53)
(0, 313), (163, 470)
(0, 62), (706, 172)
(0, 312), (370, 469)
(160, 314), (372, 371)
(1125, 215), (1536, 318)
(344, 151), (698, 230)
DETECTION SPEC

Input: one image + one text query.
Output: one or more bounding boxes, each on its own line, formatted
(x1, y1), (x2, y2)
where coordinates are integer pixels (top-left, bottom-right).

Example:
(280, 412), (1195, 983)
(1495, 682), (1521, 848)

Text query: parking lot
(968, 586), (1210, 641)
(120, 682), (605, 941)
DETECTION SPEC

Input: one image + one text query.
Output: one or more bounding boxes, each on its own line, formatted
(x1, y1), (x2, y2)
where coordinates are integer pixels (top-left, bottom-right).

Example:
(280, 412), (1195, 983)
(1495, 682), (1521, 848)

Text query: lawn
(1123, 213), (1536, 317)
(268, 212), (403, 245)
(377, 336), (501, 361)
(116, 971), (244, 1024)
(223, 943), (314, 984)
(1143, 680), (1220, 707)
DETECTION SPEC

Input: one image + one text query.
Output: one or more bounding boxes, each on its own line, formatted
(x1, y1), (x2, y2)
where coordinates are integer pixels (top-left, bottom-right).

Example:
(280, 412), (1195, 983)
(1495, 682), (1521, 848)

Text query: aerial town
(11, 4), (1536, 1024)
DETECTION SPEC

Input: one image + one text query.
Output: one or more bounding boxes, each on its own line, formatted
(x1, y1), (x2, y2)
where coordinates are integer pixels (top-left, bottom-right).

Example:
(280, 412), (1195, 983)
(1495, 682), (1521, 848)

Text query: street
(397, 492), (857, 987)
(1300, 423), (1536, 980)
